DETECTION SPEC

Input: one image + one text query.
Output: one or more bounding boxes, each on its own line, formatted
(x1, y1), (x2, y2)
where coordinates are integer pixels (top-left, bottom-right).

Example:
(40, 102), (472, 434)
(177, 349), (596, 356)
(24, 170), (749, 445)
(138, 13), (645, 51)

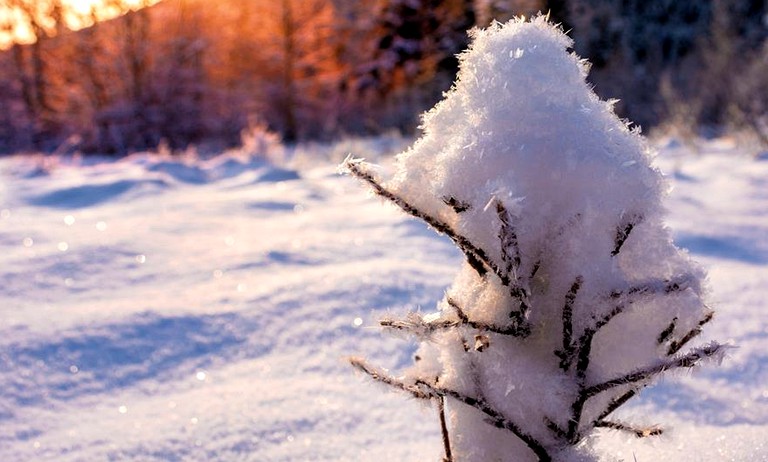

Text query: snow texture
(346, 17), (724, 461)
(0, 134), (766, 462)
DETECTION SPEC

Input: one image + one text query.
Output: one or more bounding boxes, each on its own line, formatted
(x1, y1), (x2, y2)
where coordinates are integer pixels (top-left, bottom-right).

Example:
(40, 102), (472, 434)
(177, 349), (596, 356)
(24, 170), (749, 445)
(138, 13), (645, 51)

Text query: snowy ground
(0, 137), (766, 461)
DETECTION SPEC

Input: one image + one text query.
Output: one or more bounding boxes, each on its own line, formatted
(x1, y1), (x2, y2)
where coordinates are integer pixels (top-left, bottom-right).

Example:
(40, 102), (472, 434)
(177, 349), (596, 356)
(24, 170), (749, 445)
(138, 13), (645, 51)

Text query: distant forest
(0, 0), (766, 154)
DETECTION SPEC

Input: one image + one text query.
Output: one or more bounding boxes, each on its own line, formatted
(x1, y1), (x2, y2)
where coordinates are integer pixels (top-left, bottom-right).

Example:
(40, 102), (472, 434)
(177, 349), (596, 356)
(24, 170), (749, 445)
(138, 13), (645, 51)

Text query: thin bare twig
(438, 395), (453, 462)
(496, 199), (531, 320)
(609, 274), (697, 300)
(349, 357), (430, 400)
(544, 417), (568, 440)
(667, 311), (714, 355)
(612, 214), (643, 257)
(496, 200), (522, 276)
(345, 159), (497, 279)
(443, 196), (470, 213)
(657, 317), (678, 345)
(555, 276), (583, 370)
(595, 420), (663, 438)
(565, 302), (628, 439)
(595, 388), (638, 422)
(583, 342), (724, 400)
(416, 380), (552, 462)
(568, 342), (722, 443)
(379, 313), (457, 339)
(345, 160), (534, 326)
(448, 298), (529, 337)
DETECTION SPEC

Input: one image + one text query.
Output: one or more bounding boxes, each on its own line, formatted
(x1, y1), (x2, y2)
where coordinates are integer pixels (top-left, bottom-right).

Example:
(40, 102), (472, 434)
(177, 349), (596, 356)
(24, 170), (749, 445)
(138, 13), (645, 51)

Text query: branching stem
(346, 160), (532, 328)
(349, 357), (430, 400)
(345, 159), (497, 279)
(448, 298), (530, 337)
(416, 380), (552, 462)
(667, 311), (714, 355)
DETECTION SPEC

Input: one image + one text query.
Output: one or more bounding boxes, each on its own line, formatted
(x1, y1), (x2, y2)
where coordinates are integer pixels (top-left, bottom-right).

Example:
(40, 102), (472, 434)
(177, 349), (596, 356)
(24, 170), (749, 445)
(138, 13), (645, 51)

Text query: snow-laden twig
(344, 158), (531, 335)
(563, 342), (723, 442)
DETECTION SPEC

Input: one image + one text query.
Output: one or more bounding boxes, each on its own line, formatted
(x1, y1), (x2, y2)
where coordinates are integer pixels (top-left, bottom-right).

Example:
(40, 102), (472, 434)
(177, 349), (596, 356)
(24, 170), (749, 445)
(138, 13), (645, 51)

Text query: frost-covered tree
(344, 17), (723, 462)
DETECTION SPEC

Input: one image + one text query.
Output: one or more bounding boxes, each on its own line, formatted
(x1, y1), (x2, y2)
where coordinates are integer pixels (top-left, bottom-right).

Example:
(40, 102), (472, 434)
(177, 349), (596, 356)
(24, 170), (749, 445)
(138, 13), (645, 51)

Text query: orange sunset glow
(0, 0), (158, 48)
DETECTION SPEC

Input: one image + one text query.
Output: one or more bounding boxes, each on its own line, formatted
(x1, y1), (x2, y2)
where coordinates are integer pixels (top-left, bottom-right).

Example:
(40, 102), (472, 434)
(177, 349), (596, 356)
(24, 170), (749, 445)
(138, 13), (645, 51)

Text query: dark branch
(438, 395), (454, 462)
(442, 196), (470, 213)
(577, 304), (627, 378)
(448, 298), (530, 337)
(556, 276), (583, 370)
(611, 215), (643, 257)
(596, 388), (638, 422)
(345, 159), (501, 280)
(583, 342), (724, 401)
(417, 381), (552, 462)
(530, 260), (541, 279)
(379, 313), (457, 339)
(657, 317), (677, 345)
(567, 342), (723, 442)
(495, 199), (531, 320)
(595, 420), (663, 438)
(567, 317), (712, 442)
(667, 311), (714, 355)
(496, 200), (522, 276)
(346, 160), (534, 326)
(560, 302), (626, 379)
(350, 357), (430, 400)
(609, 274), (696, 300)
(544, 417), (568, 440)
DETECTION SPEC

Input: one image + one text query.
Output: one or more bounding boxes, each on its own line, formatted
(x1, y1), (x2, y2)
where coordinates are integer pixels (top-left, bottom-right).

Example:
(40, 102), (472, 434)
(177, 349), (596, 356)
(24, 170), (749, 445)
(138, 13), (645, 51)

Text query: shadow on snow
(27, 179), (169, 209)
(675, 233), (768, 264)
(0, 311), (271, 417)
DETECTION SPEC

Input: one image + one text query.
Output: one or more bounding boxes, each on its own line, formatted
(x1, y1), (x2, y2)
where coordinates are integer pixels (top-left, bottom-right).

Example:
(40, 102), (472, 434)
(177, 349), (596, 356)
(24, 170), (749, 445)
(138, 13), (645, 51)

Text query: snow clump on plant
(344, 15), (723, 462)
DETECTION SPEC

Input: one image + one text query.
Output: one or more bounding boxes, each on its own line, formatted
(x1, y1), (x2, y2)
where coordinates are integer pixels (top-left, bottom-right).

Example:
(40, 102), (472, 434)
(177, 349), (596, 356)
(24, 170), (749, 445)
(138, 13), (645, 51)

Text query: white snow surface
(0, 136), (767, 461)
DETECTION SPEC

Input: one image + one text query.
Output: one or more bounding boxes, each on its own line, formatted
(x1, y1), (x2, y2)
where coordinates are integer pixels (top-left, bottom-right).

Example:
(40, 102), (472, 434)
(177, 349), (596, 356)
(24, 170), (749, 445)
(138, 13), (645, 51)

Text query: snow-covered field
(1, 137), (767, 461)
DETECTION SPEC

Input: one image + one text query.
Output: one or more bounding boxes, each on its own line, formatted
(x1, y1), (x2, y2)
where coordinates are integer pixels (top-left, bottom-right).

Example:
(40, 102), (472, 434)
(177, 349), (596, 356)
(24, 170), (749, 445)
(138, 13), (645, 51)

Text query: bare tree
(264, 0), (337, 141)
(5, 0), (63, 147)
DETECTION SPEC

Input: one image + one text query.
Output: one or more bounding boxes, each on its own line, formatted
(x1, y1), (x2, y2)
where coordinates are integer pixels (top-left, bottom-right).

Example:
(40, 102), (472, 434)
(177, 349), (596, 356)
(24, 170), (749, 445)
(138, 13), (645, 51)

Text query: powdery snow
(0, 136), (766, 461)
(349, 17), (721, 462)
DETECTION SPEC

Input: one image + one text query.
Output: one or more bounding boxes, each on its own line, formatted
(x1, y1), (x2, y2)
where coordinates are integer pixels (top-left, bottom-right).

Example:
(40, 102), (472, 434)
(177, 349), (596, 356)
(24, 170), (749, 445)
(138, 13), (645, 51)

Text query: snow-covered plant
(343, 17), (723, 462)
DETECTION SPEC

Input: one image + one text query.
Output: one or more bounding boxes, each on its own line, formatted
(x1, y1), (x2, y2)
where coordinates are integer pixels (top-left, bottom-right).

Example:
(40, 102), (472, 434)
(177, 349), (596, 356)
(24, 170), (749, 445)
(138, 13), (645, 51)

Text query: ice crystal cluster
(345, 16), (723, 462)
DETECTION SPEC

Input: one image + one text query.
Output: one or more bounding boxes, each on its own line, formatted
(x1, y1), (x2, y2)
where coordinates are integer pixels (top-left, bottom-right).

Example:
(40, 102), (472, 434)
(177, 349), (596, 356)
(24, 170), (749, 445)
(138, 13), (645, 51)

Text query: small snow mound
(146, 161), (208, 184)
(204, 155), (269, 181)
(28, 179), (169, 209)
(256, 166), (301, 183)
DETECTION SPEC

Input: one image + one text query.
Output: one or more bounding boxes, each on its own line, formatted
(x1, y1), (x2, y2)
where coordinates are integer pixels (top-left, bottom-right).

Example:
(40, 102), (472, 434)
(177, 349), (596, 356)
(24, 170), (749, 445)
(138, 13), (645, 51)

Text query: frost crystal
(345, 16), (722, 462)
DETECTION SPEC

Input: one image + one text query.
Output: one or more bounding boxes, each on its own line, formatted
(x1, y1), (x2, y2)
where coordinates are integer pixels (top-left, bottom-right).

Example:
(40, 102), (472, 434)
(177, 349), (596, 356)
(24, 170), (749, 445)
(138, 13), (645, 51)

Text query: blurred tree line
(0, 0), (765, 155)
